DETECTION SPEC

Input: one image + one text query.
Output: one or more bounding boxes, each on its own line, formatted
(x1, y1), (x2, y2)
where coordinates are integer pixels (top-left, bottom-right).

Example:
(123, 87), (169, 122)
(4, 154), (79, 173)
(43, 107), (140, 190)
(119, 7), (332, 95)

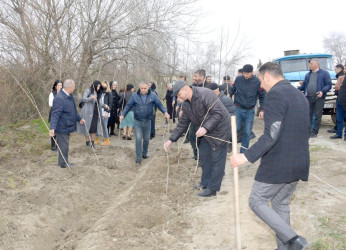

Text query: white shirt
(48, 92), (54, 107)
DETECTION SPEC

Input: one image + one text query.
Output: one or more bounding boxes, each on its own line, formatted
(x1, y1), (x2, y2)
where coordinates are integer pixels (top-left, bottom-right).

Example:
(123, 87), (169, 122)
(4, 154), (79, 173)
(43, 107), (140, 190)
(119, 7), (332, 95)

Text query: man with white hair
(298, 58), (332, 138)
(49, 79), (85, 168)
(164, 83), (176, 123)
(120, 82), (170, 164)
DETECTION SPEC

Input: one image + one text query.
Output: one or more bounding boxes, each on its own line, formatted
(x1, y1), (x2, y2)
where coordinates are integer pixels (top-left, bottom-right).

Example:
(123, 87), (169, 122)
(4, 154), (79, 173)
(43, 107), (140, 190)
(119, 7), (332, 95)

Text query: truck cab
(273, 52), (337, 123)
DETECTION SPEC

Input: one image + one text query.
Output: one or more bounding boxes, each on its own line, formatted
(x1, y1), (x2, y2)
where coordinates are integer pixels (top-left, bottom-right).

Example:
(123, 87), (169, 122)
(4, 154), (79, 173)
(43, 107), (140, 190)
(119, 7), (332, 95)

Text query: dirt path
(0, 115), (345, 249)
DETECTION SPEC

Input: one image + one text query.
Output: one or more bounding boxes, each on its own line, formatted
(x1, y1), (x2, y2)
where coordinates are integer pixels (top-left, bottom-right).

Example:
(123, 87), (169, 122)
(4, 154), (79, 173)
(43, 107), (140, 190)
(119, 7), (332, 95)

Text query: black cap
(171, 80), (186, 97)
(205, 82), (219, 90)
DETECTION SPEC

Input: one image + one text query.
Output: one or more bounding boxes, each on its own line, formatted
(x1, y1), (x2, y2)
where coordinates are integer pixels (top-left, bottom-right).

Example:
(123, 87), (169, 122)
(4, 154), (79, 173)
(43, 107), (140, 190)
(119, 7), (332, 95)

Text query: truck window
(280, 57), (334, 73)
(280, 59), (307, 73)
(318, 58), (334, 71)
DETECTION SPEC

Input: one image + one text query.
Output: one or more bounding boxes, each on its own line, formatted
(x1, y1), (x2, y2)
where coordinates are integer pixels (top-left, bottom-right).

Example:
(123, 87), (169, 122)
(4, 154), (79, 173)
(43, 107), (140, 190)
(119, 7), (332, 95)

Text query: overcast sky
(197, 0), (345, 68)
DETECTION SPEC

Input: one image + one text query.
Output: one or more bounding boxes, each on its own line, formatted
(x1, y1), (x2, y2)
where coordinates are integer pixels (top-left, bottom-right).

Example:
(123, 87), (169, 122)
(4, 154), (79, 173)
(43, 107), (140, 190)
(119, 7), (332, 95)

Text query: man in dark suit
(49, 79), (85, 168)
(230, 62), (310, 249)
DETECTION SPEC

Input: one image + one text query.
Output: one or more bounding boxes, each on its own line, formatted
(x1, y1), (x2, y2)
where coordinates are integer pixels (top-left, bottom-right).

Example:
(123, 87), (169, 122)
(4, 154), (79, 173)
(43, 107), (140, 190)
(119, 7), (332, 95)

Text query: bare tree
(0, 0), (199, 124)
(323, 32), (346, 64)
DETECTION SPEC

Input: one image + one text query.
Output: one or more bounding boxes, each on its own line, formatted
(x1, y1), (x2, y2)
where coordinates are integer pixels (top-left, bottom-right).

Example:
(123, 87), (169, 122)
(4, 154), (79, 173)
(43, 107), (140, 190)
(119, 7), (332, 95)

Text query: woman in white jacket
(48, 80), (63, 151)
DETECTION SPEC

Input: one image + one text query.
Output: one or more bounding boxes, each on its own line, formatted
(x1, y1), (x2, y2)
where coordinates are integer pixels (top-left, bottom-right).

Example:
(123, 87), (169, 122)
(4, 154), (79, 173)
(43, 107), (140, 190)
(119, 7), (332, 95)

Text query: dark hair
(242, 64), (253, 73)
(179, 76), (187, 81)
(258, 62), (283, 78)
(90, 80), (102, 99)
(206, 75), (211, 79)
(150, 82), (156, 90)
(194, 69), (206, 77)
(223, 75), (230, 80)
(52, 80), (62, 96)
(336, 64), (344, 71)
(126, 84), (134, 91)
(238, 68), (243, 74)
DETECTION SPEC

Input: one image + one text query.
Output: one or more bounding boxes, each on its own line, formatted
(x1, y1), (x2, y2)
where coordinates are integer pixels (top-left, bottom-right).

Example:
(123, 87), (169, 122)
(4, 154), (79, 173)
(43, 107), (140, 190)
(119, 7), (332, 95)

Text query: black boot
(91, 141), (95, 148)
(86, 141), (90, 147)
(288, 235), (308, 250)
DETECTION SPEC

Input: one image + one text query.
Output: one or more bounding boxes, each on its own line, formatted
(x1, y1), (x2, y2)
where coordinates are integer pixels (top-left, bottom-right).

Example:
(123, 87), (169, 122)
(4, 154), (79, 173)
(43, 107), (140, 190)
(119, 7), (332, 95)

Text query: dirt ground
(0, 114), (345, 249)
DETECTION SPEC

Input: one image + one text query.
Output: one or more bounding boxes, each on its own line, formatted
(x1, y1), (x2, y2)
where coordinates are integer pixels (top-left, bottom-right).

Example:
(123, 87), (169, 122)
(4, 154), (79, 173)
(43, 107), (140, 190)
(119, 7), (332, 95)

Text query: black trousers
(307, 96), (325, 135)
(56, 133), (69, 166)
(108, 113), (119, 134)
(189, 124), (197, 157)
(199, 138), (228, 192)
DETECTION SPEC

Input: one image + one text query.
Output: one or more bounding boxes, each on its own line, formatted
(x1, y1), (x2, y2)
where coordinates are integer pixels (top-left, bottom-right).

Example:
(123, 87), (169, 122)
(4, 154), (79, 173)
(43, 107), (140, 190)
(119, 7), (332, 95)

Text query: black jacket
(219, 93), (235, 116)
(101, 92), (113, 113)
(339, 76), (346, 110)
(244, 80), (310, 184)
(111, 90), (120, 113)
(169, 87), (232, 149)
(231, 75), (265, 110)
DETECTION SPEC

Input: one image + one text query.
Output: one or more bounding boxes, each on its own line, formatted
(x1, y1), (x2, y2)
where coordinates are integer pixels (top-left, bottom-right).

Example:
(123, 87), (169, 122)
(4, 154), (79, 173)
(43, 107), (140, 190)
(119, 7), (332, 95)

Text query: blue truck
(272, 52), (337, 124)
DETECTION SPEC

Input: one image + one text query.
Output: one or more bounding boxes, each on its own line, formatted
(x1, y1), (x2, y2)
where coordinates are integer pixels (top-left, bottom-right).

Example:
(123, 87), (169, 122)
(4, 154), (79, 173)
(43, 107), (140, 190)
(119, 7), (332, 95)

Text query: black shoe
(327, 128), (337, 133)
(310, 133), (317, 138)
(86, 141), (90, 147)
(197, 188), (216, 197)
(59, 162), (73, 168)
(51, 146), (57, 151)
(126, 136), (132, 140)
(110, 131), (115, 136)
(91, 141), (95, 148)
(142, 154), (149, 159)
(288, 235), (308, 250)
(135, 159), (141, 164)
(330, 135), (342, 139)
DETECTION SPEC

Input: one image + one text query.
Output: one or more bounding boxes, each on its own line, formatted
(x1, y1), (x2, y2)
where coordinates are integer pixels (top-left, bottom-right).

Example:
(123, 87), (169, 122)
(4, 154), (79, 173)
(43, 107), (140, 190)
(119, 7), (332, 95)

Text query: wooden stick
(231, 115), (241, 250)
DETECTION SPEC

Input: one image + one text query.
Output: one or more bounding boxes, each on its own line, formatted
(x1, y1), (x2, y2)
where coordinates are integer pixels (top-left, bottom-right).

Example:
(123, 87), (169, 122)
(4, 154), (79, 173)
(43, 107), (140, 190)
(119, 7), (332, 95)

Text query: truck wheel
(331, 114), (336, 125)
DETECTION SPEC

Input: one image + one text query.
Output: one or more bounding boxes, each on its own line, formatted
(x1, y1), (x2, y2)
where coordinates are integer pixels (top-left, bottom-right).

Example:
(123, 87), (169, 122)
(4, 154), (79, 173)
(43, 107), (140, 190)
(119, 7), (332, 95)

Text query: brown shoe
(122, 135), (126, 140)
(126, 136), (132, 140)
(101, 138), (111, 146)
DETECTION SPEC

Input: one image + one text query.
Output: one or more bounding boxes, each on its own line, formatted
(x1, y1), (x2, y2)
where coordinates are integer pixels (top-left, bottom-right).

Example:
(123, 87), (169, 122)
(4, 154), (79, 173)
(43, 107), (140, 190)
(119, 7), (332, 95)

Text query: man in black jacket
(164, 81), (232, 197)
(230, 62), (309, 249)
(230, 64), (265, 153)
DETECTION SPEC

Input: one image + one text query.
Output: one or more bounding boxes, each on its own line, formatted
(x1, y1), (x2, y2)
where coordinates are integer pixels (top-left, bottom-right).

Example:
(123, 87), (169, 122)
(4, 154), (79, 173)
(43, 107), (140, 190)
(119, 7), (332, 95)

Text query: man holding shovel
(230, 62), (310, 249)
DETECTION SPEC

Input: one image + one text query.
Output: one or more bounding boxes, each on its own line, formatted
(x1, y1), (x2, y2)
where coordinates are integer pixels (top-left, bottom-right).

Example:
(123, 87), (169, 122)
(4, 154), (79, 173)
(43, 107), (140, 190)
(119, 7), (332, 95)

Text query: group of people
(48, 59), (346, 250)
(48, 79), (170, 166)
(163, 63), (311, 249)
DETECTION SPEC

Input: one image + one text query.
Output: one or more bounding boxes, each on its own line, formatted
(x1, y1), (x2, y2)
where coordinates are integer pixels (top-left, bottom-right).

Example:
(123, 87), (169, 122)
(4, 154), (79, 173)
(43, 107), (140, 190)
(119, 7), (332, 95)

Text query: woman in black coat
(108, 81), (120, 135)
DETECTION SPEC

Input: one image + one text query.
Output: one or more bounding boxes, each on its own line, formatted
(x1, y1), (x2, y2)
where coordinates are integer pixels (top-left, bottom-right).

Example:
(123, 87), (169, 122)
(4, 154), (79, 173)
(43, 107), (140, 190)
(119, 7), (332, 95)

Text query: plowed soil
(0, 115), (345, 249)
